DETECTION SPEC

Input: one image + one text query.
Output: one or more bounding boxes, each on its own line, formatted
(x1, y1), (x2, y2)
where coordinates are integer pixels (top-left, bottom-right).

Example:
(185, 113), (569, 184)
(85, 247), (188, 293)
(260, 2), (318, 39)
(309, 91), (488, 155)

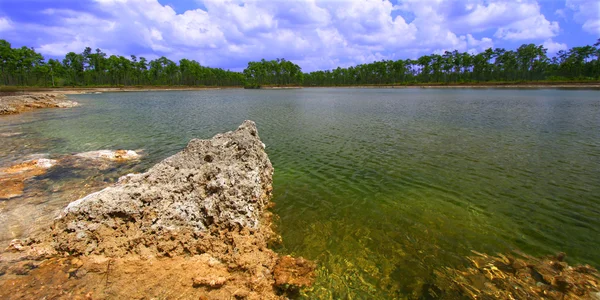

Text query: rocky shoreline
(0, 121), (315, 299)
(0, 93), (79, 115)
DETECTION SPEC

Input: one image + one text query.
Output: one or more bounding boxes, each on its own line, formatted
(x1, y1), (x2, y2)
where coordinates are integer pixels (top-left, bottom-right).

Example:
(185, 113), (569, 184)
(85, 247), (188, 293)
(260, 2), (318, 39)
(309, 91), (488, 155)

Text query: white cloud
(455, 0), (559, 40)
(543, 39), (568, 55)
(0, 0), (573, 71)
(555, 9), (567, 20)
(466, 34), (494, 53)
(494, 14), (559, 40)
(566, 0), (600, 35)
(0, 17), (12, 32)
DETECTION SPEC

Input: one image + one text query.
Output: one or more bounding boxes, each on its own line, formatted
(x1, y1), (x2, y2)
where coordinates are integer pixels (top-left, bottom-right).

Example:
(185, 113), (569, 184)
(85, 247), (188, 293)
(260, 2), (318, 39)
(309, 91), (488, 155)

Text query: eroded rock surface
(0, 93), (78, 115)
(52, 120), (272, 255)
(0, 120), (315, 299)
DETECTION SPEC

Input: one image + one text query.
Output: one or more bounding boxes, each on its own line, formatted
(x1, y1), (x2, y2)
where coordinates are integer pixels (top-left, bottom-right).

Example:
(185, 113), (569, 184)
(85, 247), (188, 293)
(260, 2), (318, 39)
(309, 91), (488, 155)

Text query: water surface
(1, 88), (599, 298)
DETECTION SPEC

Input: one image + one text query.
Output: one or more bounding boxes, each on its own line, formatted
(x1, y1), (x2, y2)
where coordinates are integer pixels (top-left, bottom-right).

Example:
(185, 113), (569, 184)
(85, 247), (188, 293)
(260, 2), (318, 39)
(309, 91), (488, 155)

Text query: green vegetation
(304, 40), (600, 86)
(243, 58), (303, 88)
(1, 39), (599, 88)
(0, 40), (244, 87)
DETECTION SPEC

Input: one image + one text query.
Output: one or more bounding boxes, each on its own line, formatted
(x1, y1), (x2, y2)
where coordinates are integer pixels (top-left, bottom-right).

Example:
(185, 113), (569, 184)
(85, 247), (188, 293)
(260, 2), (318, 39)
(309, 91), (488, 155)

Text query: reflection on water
(0, 88), (599, 298)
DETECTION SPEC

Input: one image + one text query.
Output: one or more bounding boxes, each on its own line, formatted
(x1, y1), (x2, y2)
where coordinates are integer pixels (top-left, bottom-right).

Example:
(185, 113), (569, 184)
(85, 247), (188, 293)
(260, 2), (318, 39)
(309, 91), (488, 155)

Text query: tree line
(0, 39), (598, 88)
(0, 40), (244, 87)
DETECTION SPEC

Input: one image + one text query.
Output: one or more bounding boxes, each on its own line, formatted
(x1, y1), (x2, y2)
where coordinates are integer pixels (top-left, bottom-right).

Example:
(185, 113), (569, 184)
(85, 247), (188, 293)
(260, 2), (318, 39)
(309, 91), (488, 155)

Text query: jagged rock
(49, 120), (274, 256)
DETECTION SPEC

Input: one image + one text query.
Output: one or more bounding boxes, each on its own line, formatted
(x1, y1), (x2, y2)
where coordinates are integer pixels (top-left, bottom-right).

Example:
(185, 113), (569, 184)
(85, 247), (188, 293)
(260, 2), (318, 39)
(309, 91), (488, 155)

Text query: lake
(1, 88), (599, 298)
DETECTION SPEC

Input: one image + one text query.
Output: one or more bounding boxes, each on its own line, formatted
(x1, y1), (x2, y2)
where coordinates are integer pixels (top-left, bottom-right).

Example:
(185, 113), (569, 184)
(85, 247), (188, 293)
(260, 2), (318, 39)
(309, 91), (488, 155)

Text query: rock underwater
(0, 120), (315, 299)
(0, 158), (57, 199)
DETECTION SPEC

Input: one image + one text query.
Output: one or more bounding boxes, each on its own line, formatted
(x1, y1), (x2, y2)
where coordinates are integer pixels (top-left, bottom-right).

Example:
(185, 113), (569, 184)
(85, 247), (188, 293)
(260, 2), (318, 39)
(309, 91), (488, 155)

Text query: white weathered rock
(75, 150), (140, 161)
(50, 120), (274, 255)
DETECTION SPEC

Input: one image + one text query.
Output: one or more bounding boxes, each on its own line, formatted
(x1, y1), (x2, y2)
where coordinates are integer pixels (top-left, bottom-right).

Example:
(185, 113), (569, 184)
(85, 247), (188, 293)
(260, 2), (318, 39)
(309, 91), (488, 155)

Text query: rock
(0, 159), (57, 175)
(0, 159), (57, 199)
(74, 149), (141, 161)
(49, 120), (274, 255)
(7, 261), (38, 275)
(435, 251), (600, 299)
(0, 93), (78, 115)
(273, 256), (317, 289)
(6, 239), (25, 252)
(0, 132), (23, 137)
(192, 275), (228, 288)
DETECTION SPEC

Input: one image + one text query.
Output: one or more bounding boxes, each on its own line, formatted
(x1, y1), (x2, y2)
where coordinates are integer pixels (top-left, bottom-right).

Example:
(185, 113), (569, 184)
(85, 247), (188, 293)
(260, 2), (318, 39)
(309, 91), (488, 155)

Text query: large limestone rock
(49, 120), (274, 255)
(0, 93), (78, 115)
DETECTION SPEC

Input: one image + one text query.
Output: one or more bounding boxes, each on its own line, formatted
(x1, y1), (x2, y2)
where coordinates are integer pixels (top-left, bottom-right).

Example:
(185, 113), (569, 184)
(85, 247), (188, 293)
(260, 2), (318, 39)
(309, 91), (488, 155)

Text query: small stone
(7, 239), (25, 252)
(192, 276), (227, 288)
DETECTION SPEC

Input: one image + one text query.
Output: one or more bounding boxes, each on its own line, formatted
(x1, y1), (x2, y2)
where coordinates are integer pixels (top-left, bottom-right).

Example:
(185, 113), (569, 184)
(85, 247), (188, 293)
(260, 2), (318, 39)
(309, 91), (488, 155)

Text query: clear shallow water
(1, 88), (599, 298)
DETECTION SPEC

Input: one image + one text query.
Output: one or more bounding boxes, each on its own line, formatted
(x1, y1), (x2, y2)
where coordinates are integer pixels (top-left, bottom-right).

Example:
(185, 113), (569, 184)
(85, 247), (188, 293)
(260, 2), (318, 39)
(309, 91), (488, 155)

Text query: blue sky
(0, 0), (598, 72)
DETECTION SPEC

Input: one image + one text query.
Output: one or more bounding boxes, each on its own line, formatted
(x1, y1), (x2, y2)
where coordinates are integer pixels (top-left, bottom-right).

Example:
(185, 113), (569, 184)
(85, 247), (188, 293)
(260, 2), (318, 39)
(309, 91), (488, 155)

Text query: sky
(0, 0), (598, 72)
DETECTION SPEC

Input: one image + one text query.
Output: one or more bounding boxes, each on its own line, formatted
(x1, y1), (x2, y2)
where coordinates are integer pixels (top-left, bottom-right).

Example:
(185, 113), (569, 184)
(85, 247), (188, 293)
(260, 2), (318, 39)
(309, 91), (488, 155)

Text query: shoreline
(3, 81), (600, 93)
(1, 82), (598, 116)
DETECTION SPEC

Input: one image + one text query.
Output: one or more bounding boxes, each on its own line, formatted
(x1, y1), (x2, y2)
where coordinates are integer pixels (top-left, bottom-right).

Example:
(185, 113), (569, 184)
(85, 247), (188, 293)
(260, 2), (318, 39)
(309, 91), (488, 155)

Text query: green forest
(1, 39), (599, 88)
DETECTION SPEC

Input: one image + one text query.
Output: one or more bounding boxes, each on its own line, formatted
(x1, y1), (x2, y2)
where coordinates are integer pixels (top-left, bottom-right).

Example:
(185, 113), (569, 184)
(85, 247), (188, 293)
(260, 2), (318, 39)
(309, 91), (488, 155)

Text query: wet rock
(74, 149), (141, 161)
(7, 261), (38, 275)
(0, 159), (57, 199)
(274, 256), (317, 290)
(0, 132), (23, 137)
(435, 251), (600, 299)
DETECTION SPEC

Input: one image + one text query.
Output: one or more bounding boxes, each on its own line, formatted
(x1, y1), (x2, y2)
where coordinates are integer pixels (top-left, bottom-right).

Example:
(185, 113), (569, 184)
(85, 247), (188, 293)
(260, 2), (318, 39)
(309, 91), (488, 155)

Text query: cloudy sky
(0, 0), (598, 71)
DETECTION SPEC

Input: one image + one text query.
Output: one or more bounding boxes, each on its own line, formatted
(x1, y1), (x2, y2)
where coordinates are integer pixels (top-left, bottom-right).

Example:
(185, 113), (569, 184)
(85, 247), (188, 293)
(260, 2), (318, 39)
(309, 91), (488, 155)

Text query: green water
(1, 88), (599, 298)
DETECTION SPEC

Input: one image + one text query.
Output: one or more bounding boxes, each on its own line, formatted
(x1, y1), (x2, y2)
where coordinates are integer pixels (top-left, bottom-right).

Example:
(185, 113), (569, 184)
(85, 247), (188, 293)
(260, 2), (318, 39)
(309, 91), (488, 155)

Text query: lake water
(1, 88), (599, 298)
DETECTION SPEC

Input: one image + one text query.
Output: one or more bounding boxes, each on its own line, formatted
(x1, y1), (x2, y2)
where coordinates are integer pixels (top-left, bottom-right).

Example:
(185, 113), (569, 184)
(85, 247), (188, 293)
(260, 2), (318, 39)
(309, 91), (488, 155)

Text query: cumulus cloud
(395, 0), (557, 51)
(0, 17), (12, 31)
(543, 39), (568, 55)
(566, 0), (600, 35)
(494, 14), (559, 40)
(0, 0), (571, 71)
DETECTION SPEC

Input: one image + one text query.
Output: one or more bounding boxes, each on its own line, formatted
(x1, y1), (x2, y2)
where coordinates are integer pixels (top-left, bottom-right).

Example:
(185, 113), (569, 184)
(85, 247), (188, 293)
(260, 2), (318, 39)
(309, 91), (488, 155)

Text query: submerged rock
(0, 132), (23, 137)
(0, 120), (314, 299)
(74, 149), (141, 161)
(0, 159), (57, 199)
(433, 251), (600, 299)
